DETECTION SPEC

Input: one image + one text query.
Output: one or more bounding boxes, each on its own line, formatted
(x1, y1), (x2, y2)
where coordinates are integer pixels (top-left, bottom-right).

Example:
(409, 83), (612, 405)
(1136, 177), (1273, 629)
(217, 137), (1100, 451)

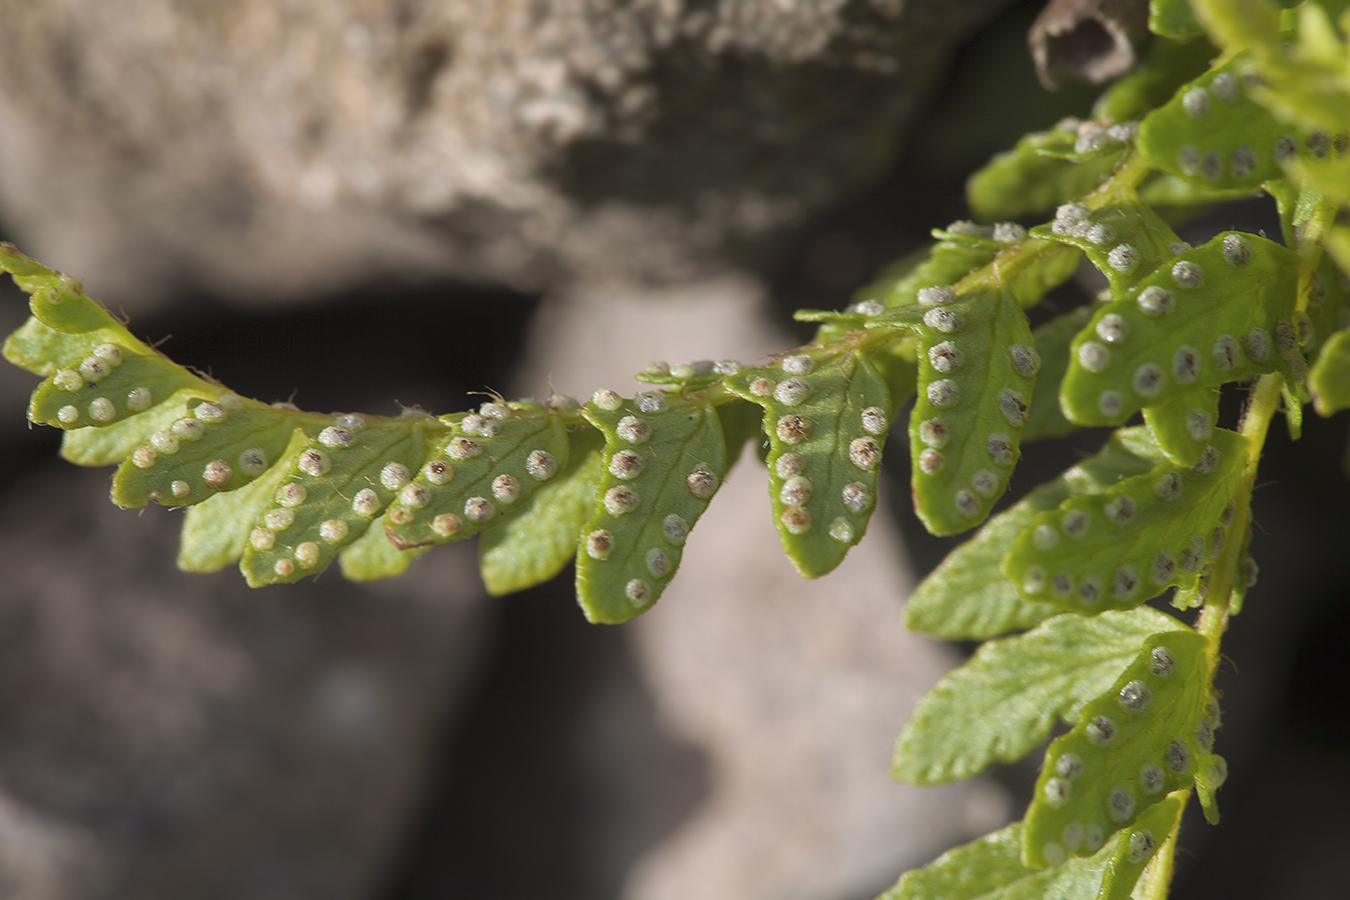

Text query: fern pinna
(7, 1), (1350, 898)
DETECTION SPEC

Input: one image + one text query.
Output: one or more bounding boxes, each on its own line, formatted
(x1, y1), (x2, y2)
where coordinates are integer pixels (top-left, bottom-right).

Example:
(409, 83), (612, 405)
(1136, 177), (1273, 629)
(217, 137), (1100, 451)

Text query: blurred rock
(0, 464), (487, 900)
(0, 0), (1011, 307)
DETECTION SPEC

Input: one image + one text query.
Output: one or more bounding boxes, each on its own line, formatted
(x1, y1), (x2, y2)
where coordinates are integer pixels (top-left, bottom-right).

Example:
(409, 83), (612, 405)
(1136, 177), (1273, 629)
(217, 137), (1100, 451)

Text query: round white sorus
(1273, 133), (1298, 161)
(604, 486), (638, 515)
(1087, 715), (1117, 746)
(1033, 524), (1059, 550)
(87, 397), (115, 423)
(132, 446), (156, 469)
(479, 402), (510, 419)
(1230, 144), (1259, 179)
(1085, 223), (1115, 245)
(53, 368), (81, 392)
(525, 450), (558, 481)
(319, 426), (356, 449)
(194, 402), (226, 423)
(1211, 71), (1238, 102)
(1154, 472), (1183, 500)
(1205, 756), (1228, 789)
(1095, 314), (1129, 345)
(1150, 645), (1178, 678)
(1295, 311), (1313, 347)
(776, 415), (811, 444)
(352, 489), (381, 517)
(591, 389), (623, 411)
(295, 542), (321, 569)
(1185, 408), (1213, 441)
(687, 466), (719, 499)
(780, 505), (811, 535)
(398, 482), (430, 509)
(381, 462), (412, 491)
(927, 342), (963, 374)
(432, 514), (461, 538)
(1164, 740), (1191, 774)
(646, 548), (672, 578)
(461, 414), (499, 438)
(1107, 244), (1138, 273)
(319, 519), (349, 544)
(1275, 319), (1298, 357)
(1098, 390), (1123, 418)
(464, 497), (496, 523)
(1084, 824), (1106, 853)
(1182, 86), (1211, 118)
(273, 559), (296, 578)
(828, 517), (853, 543)
(849, 438), (881, 470)
(1179, 534), (1205, 573)
(1191, 444), (1221, 475)
(971, 469), (998, 498)
(277, 483), (307, 507)
(1150, 550), (1177, 584)
(1062, 509), (1090, 539)
(171, 480), (190, 499)
(662, 514), (689, 545)
(780, 353), (813, 375)
(1139, 763), (1166, 796)
(923, 308), (960, 334)
(203, 459), (232, 488)
(1056, 753), (1084, 780)
(860, 407), (888, 435)
(917, 286), (955, 307)
(1244, 327), (1271, 362)
(1022, 565), (1046, 594)
(171, 418), (204, 441)
(1118, 680), (1154, 712)
(218, 392), (245, 410)
(585, 530), (612, 559)
(1207, 526), (1226, 561)
(264, 508), (295, 531)
(926, 379), (959, 408)
(918, 449), (944, 475)
(841, 482), (870, 513)
(1104, 495), (1136, 524)
(1077, 341), (1111, 372)
(1172, 260), (1205, 288)
(993, 222), (1025, 243)
(126, 387), (152, 412)
(1128, 829), (1156, 864)
(250, 528), (275, 551)
(1042, 842), (1066, 867)
(1221, 499), (1236, 526)
(946, 219), (989, 237)
(298, 449), (331, 477)
(749, 377), (775, 398)
(998, 389), (1028, 426)
(447, 437), (481, 460)
(625, 579), (650, 606)
(1308, 132), (1331, 158)
(616, 416), (650, 444)
(779, 475), (811, 506)
(1043, 778), (1071, 809)
(774, 453), (805, 478)
(1008, 343), (1039, 377)
(1137, 285), (1174, 317)
(237, 448), (268, 477)
(1172, 345), (1200, 384)
(1112, 564), (1140, 599)
(635, 391), (668, 414)
(919, 418), (949, 448)
(1077, 576), (1102, 605)
(954, 489), (980, 518)
(548, 394), (579, 409)
(1108, 121), (1137, 141)
(1243, 556), (1259, 587)
(773, 377), (813, 406)
(1212, 334), (1241, 370)
(78, 356), (110, 383)
(1051, 571), (1073, 598)
(608, 450), (644, 480)
(714, 359), (742, 374)
(1056, 202), (1088, 225)
(986, 433), (1015, 468)
(93, 343), (123, 367)
(1061, 823), (1085, 854)
(1177, 144), (1201, 176)
(57, 405), (79, 425)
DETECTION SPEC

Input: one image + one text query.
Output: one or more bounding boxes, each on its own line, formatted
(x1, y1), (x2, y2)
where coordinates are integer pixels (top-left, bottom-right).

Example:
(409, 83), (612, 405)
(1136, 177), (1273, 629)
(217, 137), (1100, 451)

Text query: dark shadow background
(2, 1), (1348, 897)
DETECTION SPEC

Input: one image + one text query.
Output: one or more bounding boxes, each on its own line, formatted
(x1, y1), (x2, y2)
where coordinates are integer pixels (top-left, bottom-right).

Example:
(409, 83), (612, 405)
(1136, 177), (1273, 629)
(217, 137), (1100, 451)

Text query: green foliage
(7, 2), (1350, 898)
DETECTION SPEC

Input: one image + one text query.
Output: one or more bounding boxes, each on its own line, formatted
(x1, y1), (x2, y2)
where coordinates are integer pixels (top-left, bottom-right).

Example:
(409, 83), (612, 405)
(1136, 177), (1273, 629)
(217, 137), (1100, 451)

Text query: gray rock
(0, 0), (1011, 307)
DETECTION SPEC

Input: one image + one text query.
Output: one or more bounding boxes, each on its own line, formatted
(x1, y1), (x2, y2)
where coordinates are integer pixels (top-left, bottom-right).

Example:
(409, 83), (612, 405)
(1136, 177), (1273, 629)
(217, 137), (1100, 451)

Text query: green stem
(1137, 790), (1189, 900)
